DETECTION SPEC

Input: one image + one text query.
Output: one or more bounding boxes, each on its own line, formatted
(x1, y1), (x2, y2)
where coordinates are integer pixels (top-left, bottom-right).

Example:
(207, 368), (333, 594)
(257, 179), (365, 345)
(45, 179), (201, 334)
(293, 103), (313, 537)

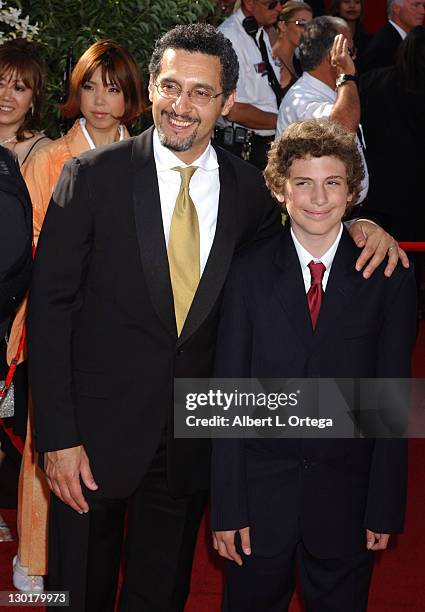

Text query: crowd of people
(0, 1), (423, 611)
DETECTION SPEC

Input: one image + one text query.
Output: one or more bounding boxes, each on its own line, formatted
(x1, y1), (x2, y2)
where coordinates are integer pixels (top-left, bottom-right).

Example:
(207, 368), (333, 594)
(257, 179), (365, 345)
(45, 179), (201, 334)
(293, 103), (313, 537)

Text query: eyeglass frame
(153, 80), (225, 106)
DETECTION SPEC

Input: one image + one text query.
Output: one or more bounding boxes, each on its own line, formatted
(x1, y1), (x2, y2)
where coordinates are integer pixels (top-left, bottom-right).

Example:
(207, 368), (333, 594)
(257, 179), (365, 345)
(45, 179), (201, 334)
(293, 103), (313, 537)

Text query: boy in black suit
(211, 118), (417, 611)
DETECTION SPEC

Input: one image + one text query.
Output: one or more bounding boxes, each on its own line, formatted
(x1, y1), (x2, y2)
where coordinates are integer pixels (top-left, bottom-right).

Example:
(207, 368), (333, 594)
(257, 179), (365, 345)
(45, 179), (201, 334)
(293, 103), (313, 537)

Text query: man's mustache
(162, 110), (201, 125)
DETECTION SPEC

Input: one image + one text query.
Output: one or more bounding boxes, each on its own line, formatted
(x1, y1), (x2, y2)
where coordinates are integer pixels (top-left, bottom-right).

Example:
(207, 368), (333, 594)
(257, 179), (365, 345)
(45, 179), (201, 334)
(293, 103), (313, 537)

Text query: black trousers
(224, 540), (374, 612)
(47, 440), (208, 612)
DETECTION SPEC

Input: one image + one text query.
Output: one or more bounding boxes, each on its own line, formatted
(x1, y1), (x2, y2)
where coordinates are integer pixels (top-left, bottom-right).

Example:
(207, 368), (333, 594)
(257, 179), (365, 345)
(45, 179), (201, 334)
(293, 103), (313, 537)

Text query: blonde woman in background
(10, 38), (145, 591)
(272, 1), (312, 93)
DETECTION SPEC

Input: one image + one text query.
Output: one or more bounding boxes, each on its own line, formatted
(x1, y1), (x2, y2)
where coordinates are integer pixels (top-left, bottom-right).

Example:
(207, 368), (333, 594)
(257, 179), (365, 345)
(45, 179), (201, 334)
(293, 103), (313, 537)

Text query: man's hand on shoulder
(213, 526), (251, 566)
(348, 219), (409, 278)
(44, 445), (98, 514)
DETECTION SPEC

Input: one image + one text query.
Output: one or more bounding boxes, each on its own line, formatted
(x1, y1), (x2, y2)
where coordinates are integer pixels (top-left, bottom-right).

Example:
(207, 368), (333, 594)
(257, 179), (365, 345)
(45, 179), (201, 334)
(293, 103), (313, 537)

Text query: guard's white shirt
(153, 129), (219, 275)
(218, 8), (280, 136)
(276, 72), (369, 204)
(291, 224), (343, 292)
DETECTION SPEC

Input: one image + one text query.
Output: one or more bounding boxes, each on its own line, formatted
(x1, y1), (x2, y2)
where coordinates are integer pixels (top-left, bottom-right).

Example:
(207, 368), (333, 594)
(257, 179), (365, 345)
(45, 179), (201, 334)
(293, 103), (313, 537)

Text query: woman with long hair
(272, 1), (313, 94)
(9, 38), (145, 591)
(0, 39), (51, 165)
(330, 0), (371, 69)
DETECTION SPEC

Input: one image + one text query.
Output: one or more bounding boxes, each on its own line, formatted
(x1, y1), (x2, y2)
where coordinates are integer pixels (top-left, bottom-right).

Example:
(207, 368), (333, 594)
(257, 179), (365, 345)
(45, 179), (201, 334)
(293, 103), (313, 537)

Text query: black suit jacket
(0, 146), (32, 336)
(27, 127), (281, 499)
(359, 22), (403, 73)
(360, 66), (425, 238)
(211, 228), (417, 558)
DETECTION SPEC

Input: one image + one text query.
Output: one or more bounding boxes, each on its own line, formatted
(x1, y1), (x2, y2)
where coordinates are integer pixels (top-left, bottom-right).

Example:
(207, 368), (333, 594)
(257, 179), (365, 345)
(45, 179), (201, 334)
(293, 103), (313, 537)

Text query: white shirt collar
(153, 128), (218, 173)
(79, 117), (125, 150)
(389, 20), (408, 40)
(291, 224), (343, 290)
(304, 72), (336, 100)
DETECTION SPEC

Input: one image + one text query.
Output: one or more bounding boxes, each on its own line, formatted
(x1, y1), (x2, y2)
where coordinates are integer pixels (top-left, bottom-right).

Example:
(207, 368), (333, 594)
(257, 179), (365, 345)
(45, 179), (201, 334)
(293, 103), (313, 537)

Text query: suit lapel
(131, 127), (176, 339)
(273, 229), (314, 351)
(177, 145), (237, 346)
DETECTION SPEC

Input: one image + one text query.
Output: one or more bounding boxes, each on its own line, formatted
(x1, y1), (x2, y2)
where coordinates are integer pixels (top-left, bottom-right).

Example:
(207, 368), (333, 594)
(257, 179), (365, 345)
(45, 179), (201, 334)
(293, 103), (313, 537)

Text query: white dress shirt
(276, 72), (369, 204)
(388, 20), (408, 40)
(218, 8), (280, 136)
(291, 224), (343, 292)
(153, 129), (219, 275)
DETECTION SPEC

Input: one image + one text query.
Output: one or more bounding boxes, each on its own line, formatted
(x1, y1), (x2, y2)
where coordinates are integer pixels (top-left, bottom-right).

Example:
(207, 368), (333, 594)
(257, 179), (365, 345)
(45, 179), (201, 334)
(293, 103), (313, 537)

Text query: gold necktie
(168, 166), (200, 335)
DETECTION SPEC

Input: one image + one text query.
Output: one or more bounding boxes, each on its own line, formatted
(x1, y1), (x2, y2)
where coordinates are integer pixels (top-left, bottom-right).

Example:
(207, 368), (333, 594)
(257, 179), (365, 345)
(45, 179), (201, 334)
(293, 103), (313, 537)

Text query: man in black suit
(211, 119), (417, 611)
(360, 0), (425, 72)
(28, 24), (407, 612)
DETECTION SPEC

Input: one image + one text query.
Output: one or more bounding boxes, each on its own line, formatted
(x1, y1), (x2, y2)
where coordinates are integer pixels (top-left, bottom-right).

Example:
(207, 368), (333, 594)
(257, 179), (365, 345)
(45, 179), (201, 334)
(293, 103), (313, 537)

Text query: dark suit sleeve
(27, 158), (94, 452)
(364, 267), (417, 533)
(210, 261), (252, 531)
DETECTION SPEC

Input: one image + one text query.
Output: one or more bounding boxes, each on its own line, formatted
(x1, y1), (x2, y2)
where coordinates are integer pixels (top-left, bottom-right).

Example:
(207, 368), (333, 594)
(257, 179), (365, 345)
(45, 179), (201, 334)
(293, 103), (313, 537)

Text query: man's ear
(221, 91), (236, 117)
(347, 193), (353, 203)
(148, 75), (154, 103)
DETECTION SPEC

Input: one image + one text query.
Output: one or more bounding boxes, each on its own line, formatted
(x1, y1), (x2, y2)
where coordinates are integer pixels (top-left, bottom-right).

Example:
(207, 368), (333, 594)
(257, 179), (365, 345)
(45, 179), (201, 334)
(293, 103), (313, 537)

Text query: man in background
(360, 0), (425, 72)
(276, 16), (369, 203)
(216, 0), (283, 168)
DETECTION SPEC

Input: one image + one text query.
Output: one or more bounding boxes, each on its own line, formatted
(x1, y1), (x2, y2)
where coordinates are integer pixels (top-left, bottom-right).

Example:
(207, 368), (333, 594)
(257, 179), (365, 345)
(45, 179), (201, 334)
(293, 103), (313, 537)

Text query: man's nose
(172, 90), (193, 114)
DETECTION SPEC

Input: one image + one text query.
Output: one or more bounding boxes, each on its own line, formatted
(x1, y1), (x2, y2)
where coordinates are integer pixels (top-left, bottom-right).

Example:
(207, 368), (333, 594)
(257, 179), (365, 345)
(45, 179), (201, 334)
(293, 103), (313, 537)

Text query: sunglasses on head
(285, 19), (309, 26)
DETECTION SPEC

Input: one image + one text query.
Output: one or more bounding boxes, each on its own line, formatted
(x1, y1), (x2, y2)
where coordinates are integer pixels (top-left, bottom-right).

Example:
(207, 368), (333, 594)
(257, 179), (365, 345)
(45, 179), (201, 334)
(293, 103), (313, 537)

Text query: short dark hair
(149, 23), (239, 99)
(61, 40), (145, 126)
(299, 16), (347, 71)
(0, 39), (45, 141)
(264, 118), (364, 212)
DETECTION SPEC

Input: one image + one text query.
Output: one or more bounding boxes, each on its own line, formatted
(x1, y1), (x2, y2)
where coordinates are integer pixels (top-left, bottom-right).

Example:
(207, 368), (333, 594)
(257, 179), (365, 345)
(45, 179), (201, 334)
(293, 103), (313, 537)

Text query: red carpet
(1, 324), (425, 611)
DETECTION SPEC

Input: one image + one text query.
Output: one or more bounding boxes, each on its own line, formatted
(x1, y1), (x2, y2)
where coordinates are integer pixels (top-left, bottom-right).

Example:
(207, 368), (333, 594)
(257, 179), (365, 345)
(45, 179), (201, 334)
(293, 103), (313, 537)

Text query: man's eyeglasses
(256, 0), (282, 10)
(285, 19), (309, 27)
(153, 81), (223, 107)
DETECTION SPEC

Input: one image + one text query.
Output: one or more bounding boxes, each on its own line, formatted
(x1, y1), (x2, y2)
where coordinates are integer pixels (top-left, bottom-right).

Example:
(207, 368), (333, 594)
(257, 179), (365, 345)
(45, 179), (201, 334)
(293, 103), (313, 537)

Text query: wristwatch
(335, 74), (358, 88)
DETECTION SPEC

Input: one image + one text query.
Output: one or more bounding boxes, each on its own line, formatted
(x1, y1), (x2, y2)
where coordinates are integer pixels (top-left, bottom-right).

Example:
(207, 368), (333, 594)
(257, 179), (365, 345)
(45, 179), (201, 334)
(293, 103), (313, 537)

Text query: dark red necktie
(307, 261), (326, 330)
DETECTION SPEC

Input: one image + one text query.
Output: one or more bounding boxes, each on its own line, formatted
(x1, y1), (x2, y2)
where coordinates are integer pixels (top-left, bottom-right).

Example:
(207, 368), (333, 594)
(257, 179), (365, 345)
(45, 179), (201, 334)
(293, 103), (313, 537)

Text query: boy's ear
(274, 192), (285, 203)
(347, 193), (353, 203)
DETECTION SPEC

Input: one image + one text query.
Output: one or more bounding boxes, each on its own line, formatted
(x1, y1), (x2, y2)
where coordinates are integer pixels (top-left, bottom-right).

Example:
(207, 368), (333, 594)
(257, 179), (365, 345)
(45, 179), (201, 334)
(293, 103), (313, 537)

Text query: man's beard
(157, 111), (200, 152)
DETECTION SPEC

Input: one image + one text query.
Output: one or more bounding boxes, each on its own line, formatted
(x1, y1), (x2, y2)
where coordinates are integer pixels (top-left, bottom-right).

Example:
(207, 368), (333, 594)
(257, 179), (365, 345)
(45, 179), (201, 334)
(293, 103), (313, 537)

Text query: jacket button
(177, 348), (184, 356)
(302, 459), (311, 469)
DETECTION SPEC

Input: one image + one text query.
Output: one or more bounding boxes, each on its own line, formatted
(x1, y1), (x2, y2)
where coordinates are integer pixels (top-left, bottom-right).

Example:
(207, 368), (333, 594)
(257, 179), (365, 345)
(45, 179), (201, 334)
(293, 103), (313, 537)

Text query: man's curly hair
(264, 118), (364, 212)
